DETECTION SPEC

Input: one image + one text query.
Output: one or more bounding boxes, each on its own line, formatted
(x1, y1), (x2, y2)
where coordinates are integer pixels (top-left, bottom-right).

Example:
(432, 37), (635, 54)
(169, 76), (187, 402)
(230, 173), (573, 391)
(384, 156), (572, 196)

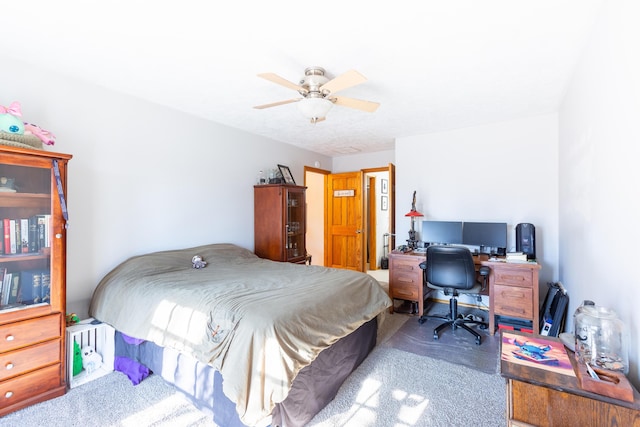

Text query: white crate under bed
(65, 318), (115, 388)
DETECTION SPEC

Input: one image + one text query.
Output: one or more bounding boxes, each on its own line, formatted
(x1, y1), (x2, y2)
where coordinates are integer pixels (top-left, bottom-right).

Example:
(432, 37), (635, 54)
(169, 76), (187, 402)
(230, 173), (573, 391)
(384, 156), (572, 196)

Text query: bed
(89, 243), (391, 427)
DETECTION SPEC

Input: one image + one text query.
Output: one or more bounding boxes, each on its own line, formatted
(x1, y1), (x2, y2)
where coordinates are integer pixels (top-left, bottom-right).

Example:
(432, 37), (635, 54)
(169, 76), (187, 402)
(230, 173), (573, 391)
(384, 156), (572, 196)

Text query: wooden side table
(501, 330), (640, 426)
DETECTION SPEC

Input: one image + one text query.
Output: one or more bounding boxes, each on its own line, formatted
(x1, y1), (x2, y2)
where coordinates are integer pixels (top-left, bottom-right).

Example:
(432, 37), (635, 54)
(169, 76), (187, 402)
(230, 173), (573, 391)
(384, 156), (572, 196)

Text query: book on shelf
(2, 218), (10, 254)
(37, 214), (51, 249)
(8, 219), (16, 254)
(20, 218), (29, 253)
(16, 270), (37, 304)
(8, 274), (20, 304)
(28, 215), (38, 252)
(0, 268), (6, 305)
(13, 269), (49, 305)
(41, 272), (51, 303)
(2, 272), (13, 305)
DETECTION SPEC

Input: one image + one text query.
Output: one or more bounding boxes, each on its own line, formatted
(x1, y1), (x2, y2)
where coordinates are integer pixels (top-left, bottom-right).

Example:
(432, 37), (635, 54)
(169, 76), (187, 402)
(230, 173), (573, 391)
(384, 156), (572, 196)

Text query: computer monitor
(421, 221), (463, 245)
(462, 222), (507, 249)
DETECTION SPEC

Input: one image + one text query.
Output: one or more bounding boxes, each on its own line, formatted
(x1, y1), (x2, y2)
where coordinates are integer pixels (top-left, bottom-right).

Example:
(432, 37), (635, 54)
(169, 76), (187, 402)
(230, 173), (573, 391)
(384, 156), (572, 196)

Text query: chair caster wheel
(433, 334), (439, 340)
(418, 318), (426, 325)
(479, 324), (487, 330)
(475, 337), (481, 345)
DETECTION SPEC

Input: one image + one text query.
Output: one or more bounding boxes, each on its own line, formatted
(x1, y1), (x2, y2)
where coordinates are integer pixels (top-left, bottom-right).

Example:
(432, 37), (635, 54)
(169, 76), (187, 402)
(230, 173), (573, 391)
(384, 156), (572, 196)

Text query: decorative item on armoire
(0, 101), (56, 149)
(277, 164), (296, 185)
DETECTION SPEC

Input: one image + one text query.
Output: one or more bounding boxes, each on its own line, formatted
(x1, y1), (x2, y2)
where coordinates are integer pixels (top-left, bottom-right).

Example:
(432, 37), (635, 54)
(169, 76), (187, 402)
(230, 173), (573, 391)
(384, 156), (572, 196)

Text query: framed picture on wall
(381, 179), (388, 194)
(381, 195), (388, 210)
(278, 164), (296, 185)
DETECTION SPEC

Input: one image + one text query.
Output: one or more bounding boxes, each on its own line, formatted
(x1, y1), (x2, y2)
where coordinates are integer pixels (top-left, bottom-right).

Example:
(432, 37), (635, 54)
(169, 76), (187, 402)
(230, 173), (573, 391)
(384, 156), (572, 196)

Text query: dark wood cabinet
(254, 184), (307, 264)
(0, 145), (72, 416)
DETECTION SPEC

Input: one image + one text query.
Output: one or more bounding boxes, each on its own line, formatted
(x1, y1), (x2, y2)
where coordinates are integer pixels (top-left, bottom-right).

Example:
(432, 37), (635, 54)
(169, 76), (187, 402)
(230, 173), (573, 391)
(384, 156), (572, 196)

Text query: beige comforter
(89, 243), (391, 426)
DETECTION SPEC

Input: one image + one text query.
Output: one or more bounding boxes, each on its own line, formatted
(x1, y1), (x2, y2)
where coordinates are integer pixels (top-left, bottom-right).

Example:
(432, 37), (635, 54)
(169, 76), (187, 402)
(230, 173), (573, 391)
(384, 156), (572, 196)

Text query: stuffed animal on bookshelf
(72, 341), (83, 376)
(192, 255), (207, 269)
(24, 122), (56, 145)
(81, 346), (102, 375)
(0, 101), (56, 145)
(0, 101), (25, 135)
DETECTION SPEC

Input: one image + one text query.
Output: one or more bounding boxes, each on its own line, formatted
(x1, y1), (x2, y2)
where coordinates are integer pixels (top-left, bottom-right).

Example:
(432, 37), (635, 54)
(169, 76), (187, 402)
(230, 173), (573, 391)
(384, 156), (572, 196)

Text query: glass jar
(573, 300), (595, 327)
(574, 305), (628, 373)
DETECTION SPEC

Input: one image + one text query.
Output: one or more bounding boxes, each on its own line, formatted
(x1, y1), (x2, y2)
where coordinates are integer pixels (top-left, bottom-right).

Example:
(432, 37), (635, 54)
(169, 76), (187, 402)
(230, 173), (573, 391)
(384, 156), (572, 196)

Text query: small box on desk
(66, 318), (115, 389)
(575, 361), (634, 402)
(496, 315), (533, 334)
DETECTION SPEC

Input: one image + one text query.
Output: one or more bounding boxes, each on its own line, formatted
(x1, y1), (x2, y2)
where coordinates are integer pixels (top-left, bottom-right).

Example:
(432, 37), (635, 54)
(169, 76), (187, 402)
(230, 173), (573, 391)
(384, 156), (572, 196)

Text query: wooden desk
(482, 260), (541, 335)
(388, 250), (491, 317)
(501, 330), (640, 426)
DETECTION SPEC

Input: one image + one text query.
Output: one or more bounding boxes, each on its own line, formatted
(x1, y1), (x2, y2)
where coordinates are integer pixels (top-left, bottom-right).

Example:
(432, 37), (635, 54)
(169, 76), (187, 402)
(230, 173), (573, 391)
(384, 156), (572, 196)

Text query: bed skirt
(114, 317), (378, 427)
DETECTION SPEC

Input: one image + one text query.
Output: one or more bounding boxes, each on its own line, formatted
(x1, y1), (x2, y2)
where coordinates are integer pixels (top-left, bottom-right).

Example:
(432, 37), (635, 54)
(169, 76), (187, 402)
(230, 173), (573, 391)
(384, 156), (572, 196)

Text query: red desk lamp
(405, 191), (424, 249)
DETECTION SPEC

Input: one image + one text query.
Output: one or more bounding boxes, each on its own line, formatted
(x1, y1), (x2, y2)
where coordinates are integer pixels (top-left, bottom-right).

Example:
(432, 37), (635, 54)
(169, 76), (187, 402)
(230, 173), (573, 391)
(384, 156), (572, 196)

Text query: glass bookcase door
(0, 161), (53, 312)
(286, 189), (305, 261)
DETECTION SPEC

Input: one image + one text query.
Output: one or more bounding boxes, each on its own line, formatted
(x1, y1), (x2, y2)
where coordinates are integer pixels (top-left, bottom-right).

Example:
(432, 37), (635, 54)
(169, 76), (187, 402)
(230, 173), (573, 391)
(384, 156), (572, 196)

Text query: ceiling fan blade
(332, 96), (380, 113)
(257, 73), (308, 94)
(253, 98), (301, 109)
(320, 69), (367, 94)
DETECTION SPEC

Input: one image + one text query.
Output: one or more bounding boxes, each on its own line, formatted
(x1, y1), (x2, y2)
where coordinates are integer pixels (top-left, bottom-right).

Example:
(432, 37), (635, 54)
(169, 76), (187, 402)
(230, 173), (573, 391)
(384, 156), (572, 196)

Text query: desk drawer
(390, 267), (421, 300)
(494, 268), (533, 288)
(391, 259), (420, 272)
(391, 281), (420, 300)
(0, 340), (60, 381)
(494, 284), (533, 318)
(1, 314), (61, 353)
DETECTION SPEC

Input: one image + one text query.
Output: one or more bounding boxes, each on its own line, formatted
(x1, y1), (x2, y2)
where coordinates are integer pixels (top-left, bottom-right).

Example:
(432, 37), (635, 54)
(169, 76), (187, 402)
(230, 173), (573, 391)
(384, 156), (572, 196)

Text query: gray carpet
(385, 302), (500, 374)
(0, 313), (506, 427)
(308, 346), (505, 427)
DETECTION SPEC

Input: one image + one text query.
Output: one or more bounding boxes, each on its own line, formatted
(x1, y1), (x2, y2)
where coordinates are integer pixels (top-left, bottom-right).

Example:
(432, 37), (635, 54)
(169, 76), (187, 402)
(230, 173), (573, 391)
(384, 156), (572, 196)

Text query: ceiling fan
(254, 67), (380, 123)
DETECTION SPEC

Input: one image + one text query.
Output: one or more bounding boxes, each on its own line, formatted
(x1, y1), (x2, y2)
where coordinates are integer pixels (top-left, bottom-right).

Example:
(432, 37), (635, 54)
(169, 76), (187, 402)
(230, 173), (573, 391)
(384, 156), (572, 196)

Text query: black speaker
(516, 223), (536, 260)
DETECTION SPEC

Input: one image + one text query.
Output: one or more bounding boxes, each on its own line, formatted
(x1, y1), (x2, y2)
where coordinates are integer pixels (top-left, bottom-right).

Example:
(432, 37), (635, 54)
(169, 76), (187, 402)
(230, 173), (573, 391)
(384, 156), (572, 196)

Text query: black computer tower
(516, 223), (536, 260)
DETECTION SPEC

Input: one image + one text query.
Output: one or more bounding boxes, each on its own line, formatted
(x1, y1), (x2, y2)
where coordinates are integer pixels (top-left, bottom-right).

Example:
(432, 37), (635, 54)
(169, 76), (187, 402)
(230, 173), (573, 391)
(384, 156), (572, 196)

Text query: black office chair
(418, 245), (490, 345)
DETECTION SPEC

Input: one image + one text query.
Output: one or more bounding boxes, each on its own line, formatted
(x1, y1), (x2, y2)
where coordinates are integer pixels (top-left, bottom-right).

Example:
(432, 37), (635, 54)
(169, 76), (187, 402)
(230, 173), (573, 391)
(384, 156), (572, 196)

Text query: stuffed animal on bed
(192, 255), (207, 269)
(81, 346), (102, 375)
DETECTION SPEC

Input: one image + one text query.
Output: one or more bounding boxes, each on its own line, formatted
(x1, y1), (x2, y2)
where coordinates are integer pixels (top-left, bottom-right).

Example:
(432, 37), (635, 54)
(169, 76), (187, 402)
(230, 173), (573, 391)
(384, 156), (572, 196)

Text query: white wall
(559, 0), (640, 387)
(395, 114), (559, 286)
(332, 150), (394, 173)
(1, 60), (331, 318)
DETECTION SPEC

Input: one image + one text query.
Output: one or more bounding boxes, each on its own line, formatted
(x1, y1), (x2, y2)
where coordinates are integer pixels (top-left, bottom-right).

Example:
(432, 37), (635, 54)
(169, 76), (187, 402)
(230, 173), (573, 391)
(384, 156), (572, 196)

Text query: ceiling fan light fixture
(297, 97), (333, 122)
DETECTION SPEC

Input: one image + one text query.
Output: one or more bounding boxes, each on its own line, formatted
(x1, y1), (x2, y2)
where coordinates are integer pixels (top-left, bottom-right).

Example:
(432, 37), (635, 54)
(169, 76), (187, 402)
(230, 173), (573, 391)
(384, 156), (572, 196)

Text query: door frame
(304, 163), (395, 271)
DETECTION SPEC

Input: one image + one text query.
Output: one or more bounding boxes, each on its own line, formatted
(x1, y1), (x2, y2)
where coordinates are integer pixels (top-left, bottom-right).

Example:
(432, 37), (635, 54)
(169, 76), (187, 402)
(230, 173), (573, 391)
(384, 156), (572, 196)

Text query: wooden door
(326, 171), (364, 271)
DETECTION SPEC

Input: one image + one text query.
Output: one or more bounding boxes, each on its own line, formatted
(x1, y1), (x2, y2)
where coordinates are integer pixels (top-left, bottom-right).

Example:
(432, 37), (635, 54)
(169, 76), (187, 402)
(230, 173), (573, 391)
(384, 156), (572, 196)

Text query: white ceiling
(2, 1), (603, 157)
